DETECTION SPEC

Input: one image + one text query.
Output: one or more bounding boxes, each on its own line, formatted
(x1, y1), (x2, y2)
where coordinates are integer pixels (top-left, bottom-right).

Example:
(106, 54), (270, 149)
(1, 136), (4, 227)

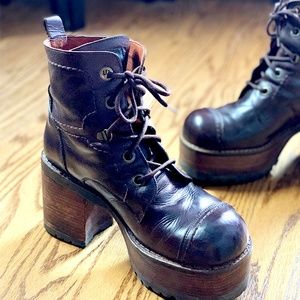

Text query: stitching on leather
(50, 114), (84, 130)
(177, 202), (224, 261)
(82, 108), (97, 125)
(129, 228), (252, 271)
(81, 85), (98, 127)
(48, 61), (98, 131)
(49, 112), (68, 170)
(180, 203), (226, 262)
(126, 216), (252, 271)
(56, 128), (108, 153)
(209, 108), (224, 148)
(48, 60), (84, 72)
(177, 213), (205, 260)
(48, 91), (84, 130)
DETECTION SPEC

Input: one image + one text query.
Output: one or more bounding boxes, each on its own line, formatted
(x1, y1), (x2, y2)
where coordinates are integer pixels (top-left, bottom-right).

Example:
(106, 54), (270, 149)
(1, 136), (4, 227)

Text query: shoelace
(247, 0), (300, 93)
(99, 67), (175, 185)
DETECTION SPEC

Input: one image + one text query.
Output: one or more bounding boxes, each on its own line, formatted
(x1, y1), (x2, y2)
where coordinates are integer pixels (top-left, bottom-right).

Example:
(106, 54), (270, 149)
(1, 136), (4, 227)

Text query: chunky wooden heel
(42, 170), (113, 248)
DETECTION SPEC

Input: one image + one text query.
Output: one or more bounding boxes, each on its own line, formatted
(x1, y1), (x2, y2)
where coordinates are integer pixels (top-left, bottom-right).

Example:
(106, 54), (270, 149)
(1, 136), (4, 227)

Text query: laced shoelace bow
(99, 67), (175, 185)
(247, 0), (300, 93)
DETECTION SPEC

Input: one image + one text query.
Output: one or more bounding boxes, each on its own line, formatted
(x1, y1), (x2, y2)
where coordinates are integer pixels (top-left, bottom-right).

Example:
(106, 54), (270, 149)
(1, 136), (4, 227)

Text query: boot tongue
(124, 42), (161, 166)
(278, 20), (300, 55)
(275, 2), (300, 54)
(125, 40), (146, 71)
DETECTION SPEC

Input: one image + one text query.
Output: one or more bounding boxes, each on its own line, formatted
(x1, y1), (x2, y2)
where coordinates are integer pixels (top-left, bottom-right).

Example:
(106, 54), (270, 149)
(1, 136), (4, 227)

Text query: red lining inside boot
(46, 36), (104, 50)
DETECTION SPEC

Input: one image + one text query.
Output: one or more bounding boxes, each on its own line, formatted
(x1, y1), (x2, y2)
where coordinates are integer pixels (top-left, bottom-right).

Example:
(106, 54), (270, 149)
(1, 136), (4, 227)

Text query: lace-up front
(99, 67), (176, 185)
(247, 0), (300, 93)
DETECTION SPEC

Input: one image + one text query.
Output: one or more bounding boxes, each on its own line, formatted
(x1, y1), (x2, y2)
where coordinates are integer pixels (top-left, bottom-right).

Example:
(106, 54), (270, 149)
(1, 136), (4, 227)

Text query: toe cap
(183, 108), (220, 150)
(182, 203), (249, 268)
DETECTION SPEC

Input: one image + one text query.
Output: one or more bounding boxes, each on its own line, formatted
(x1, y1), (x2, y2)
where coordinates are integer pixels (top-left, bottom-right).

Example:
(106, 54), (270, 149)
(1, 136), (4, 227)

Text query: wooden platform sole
(179, 128), (299, 185)
(42, 153), (252, 299)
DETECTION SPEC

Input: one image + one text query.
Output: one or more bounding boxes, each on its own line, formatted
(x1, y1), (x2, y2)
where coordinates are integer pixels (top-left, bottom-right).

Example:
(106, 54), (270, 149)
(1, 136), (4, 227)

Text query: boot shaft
(43, 16), (171, 220)
(44, 16), (145, 137)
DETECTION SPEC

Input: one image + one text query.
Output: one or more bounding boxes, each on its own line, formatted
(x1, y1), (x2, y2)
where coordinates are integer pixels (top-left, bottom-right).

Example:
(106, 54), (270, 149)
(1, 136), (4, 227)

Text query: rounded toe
(183, 108), (219, 149)
(183, 204), (249, 268)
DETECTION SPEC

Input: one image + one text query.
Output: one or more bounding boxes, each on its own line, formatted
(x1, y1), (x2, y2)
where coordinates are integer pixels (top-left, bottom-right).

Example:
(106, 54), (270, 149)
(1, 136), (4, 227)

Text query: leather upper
(43, 21), (249, 268)
(183, 1), (300, 151)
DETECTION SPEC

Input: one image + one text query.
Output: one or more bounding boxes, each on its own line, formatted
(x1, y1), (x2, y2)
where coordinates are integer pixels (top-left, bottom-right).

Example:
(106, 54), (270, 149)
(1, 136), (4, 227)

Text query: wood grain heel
(42, 170), (113, 248)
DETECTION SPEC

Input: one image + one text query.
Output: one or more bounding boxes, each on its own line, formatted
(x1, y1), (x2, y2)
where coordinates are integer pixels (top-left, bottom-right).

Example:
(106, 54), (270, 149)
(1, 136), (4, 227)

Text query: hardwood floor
(1, 0), (300, 299)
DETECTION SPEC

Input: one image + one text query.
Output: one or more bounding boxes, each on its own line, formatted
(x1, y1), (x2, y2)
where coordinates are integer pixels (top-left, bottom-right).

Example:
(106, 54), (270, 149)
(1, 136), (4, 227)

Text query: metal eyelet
(105, 96), (115, 109)
(274, 68), (283, 78)
(100, 67), (113, 81)
(133, 174), (145, 186)
(290, 28), (300, 37)
(123, 151), (136, 164)
(260, 87), (270, 96)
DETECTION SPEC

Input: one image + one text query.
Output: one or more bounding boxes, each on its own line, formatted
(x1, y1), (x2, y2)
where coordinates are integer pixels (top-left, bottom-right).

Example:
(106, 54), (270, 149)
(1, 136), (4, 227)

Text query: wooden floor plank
(1, 1), (300, 299)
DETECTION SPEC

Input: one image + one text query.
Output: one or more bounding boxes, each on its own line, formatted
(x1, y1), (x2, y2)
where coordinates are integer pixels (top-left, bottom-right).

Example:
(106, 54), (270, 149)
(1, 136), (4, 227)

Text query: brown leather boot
(180, 0), (300, 184)
(42, 16), (251, 299)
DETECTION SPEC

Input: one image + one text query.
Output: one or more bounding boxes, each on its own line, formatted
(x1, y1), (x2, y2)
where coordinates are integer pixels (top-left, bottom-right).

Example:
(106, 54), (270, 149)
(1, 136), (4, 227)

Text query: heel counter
(43, 114), (66, 172)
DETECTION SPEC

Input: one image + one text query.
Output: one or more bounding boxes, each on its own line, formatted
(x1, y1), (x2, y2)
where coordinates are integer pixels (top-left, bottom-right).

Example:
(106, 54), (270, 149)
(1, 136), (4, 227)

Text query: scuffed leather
(44, 34), (249, 268)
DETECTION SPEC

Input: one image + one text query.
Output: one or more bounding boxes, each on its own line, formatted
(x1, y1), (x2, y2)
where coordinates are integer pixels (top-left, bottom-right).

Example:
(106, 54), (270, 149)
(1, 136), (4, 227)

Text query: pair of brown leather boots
(42, 1), (300, 299)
